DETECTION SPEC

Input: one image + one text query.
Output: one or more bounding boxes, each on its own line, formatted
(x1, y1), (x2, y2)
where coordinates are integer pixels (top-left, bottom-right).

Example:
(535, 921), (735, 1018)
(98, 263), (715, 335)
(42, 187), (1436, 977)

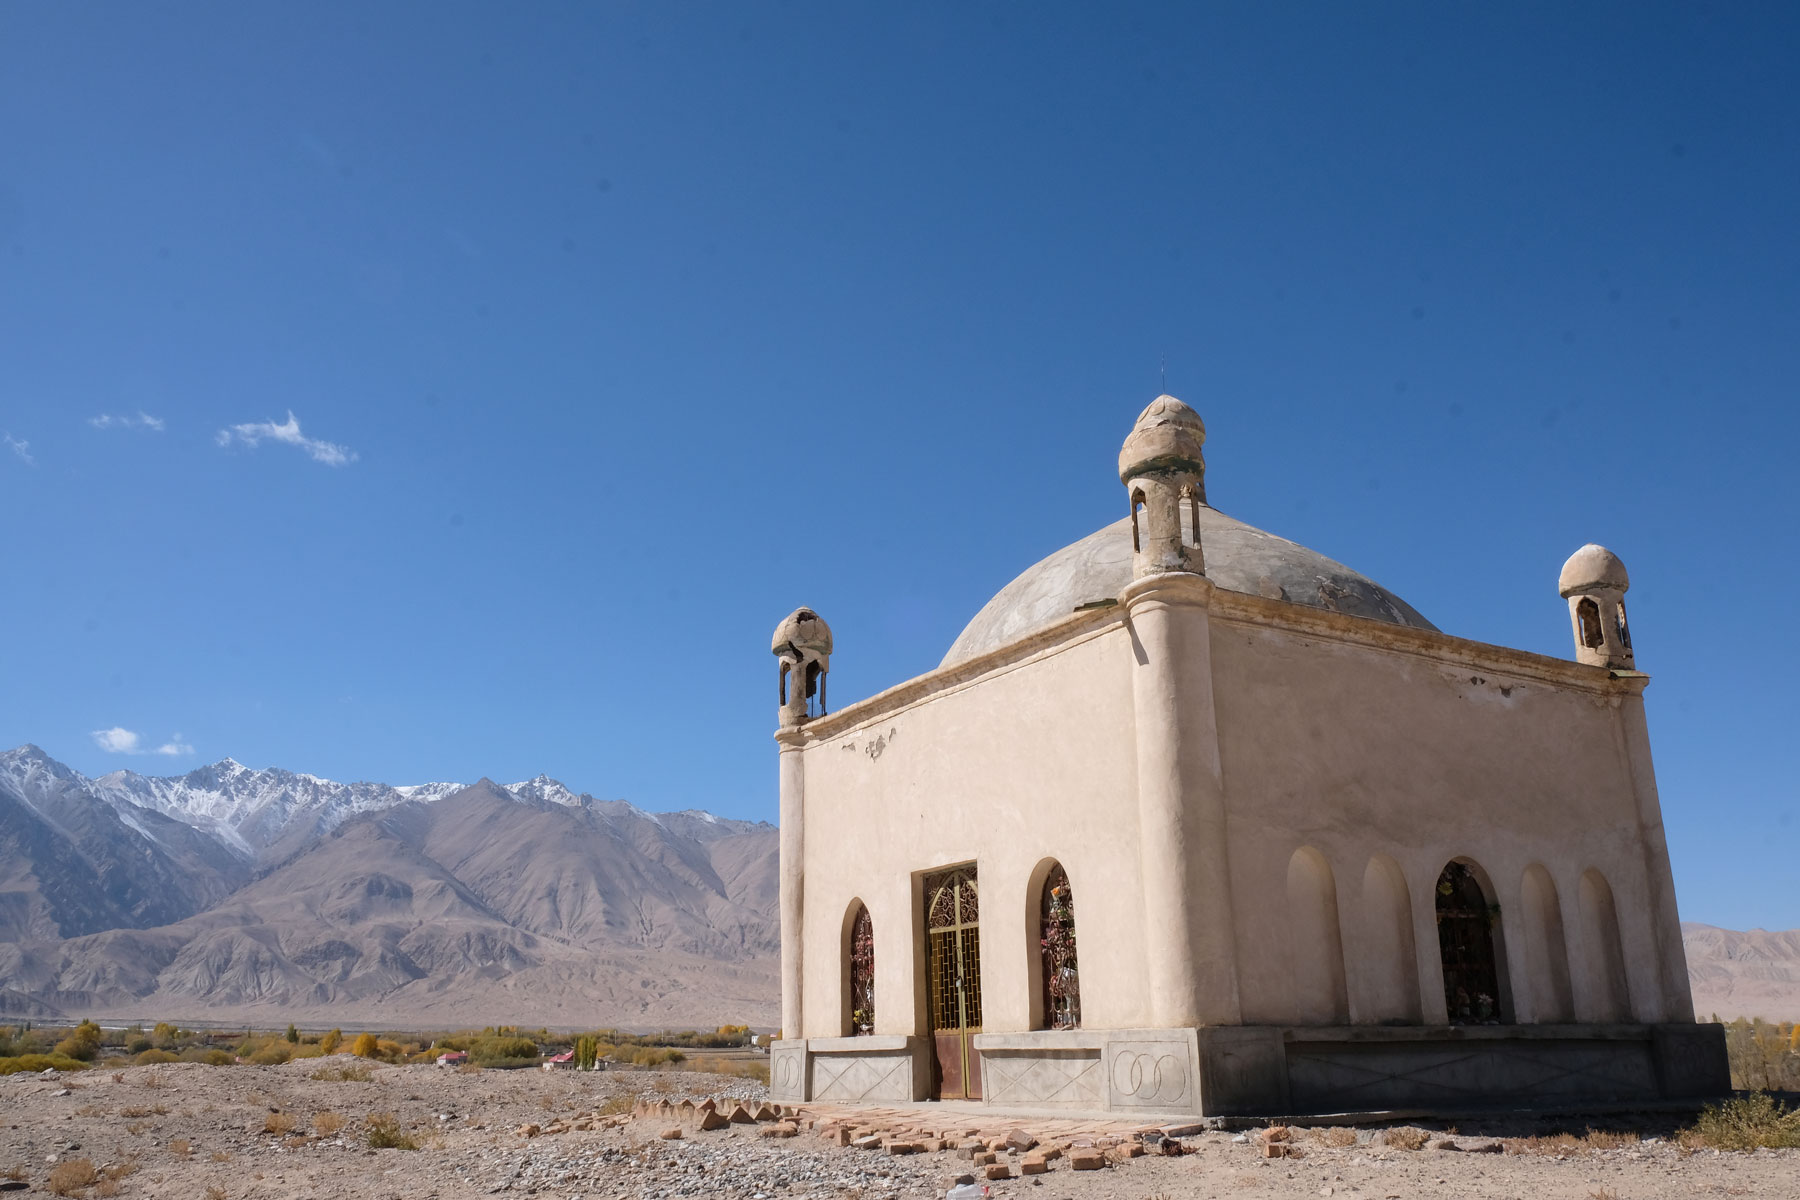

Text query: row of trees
(3, 1019), (760, 1073)
(1712, 1016), (1800, 1092)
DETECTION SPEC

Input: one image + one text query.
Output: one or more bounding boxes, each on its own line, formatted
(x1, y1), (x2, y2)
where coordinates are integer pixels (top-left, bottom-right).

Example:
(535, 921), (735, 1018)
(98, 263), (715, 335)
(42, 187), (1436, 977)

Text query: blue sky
(2, 4), (1795, 929)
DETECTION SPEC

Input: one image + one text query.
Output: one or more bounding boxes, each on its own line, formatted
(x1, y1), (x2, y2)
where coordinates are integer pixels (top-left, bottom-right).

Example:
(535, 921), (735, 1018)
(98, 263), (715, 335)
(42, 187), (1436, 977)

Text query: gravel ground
(2, 1062), (1794, 1200)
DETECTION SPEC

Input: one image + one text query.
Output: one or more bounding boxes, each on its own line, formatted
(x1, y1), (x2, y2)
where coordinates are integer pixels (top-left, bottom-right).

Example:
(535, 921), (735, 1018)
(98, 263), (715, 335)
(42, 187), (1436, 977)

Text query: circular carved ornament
(774, 1054), (802, 1092)
(1111, 1050), (1187, 1104)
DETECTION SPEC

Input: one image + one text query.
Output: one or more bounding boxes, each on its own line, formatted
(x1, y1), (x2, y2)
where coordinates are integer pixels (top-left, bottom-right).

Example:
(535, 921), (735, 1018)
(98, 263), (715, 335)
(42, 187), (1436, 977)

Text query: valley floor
(1, 1061), (1794, 1200)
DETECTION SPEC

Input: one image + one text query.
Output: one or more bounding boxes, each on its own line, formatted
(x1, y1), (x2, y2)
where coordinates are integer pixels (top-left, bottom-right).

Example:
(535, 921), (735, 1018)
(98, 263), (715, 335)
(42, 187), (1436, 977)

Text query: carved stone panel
(769, 1043), (808, 1102)
(1104, 1033), (1199, 1111)
(980, 1050), (1104, 1108)
(810, 1052), (915, 1103)
(1285, 1035), (1659, 1112)
(1652, 1023), (1731, 1099)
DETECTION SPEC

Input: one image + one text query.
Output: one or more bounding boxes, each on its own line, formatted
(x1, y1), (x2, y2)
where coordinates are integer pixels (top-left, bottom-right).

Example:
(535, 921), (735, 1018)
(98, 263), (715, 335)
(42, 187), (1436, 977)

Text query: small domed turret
(1119, 396), (1207, 578)
(1118, 395), (1207, 486)
(1559, 544), (1629, 596)
(1558, 545), (1634, 670)
(772, 607), (832, 725)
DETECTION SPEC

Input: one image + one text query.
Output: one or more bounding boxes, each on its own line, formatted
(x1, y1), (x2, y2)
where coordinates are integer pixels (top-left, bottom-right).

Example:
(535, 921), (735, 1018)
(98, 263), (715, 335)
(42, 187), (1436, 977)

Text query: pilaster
(1120, 571), (1240, 1027)
(1612, 676), (1693, 1022)
(776, 728), (809, 1038)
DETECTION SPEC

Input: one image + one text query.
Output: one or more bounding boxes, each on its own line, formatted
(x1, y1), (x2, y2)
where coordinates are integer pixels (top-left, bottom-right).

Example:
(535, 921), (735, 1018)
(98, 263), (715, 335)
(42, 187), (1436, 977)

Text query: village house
(768, 395), (1728, 1117)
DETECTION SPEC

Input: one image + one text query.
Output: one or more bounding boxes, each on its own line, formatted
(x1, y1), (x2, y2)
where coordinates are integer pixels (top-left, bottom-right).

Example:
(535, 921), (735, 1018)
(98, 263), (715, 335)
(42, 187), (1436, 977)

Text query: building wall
(792, 593), (1687, 1046)
(1206, 615), (1680, 1028)
(794, 624), (1147, 1039)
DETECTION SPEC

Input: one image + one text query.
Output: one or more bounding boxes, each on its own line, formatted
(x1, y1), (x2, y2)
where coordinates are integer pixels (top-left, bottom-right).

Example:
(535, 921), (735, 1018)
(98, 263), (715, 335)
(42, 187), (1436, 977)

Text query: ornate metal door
(925, 864), (982, 1099)
(1436, 860), (1504, 1024)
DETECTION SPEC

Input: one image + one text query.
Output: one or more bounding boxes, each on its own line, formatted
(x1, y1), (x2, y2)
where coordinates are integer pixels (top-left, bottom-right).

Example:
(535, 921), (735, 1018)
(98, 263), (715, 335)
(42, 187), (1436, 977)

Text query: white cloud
(91, 727), (195, 756)
(215, 410), (357, 466)
(87, 411), (166, 432)
(4, 433), (33, 466)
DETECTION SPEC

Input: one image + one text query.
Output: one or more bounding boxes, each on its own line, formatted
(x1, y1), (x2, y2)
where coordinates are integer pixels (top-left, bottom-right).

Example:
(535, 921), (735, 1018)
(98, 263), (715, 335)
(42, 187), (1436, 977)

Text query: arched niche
(1359, 854), (1421, 1024)
(1286, 847), (1349, 1024)
(1578, 868), (1632, 1022)
(1435, 858), (1512, 1024)
(1520, 865), (1575, 1023)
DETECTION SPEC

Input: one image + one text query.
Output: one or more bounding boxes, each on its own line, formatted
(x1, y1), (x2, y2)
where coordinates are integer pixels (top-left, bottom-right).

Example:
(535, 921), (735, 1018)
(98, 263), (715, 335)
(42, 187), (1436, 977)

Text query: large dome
(942, 504), (1435, 666)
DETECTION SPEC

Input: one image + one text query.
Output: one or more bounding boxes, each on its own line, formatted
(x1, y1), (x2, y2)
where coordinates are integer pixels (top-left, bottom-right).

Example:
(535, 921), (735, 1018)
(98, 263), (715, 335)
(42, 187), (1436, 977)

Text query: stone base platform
(771, 1022), (1730, 1118)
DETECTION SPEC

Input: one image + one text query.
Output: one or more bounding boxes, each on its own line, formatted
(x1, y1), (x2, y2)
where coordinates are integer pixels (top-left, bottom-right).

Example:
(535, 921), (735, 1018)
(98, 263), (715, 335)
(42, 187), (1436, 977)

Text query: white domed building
(768, 397), (1725, 1117)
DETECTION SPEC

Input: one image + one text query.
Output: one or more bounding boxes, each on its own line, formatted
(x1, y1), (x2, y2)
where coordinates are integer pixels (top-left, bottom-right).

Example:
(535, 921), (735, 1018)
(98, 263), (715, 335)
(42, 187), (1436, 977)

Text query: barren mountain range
(0, 746), (777, 1028)
(2, 744), (1795, 1029)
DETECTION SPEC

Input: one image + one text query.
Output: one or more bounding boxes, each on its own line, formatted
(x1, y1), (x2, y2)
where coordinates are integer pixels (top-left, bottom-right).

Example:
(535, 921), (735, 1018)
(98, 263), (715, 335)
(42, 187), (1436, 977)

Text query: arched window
(1038, 864), (1081, 1030)
(1576, 598), (1605, 649)
(1435, 860), (1508, 1025)
(847, 903), (874, 1035)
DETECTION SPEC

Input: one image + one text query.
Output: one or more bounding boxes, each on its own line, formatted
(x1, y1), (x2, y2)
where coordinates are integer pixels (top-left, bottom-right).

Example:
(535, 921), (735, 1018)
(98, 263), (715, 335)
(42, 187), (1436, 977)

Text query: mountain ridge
(0, 745), (779, 1026)
(7, 745), (1796, 1029)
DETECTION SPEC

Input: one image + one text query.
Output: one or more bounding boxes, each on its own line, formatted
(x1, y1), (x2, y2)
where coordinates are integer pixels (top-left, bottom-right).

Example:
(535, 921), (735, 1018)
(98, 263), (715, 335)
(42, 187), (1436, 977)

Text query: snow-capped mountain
(87, 758), (468, 859)
(0, 744), (780, 1027)
(64, 755), (621, 861)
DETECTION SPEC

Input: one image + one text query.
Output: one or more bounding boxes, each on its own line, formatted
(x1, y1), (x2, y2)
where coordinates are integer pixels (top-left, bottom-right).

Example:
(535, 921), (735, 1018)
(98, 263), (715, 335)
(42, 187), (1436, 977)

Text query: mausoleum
(768, 396), (1727, 1117)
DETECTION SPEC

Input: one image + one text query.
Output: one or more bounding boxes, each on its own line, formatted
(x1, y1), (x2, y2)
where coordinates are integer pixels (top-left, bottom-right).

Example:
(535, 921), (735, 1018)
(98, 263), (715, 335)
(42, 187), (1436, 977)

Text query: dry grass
(118, 1104), (167, 1118)
(83, 1159), (138, 1200)
(262, 1111), (295, 1135)
(210, 1150), (232, 1162)
(205, 1186), (228, 1200)
(309, 1063), (373, 1082)
(1377, 1126), (1431, 1150)
(686, 1054), (771, 1083)
(365, 1111), (418, 1150)
(169, 1138), (192, 1157)
(141, 1071), (168, 1090)
(1508, 1128), (1639, 1156)
(1313, 1126), (1358, 1148)
(73, 1104), (107, 1117)
(314, 1111), (346, 1136)
(597, 1094), (633, 1116)
(1589, 1189), (1621, 1200)
(46, 1158), (97, 1196)
(1680, 1092), (1800, 1151)
(124, 1122), (148, 1136)
(455, 1061), (482, 1075)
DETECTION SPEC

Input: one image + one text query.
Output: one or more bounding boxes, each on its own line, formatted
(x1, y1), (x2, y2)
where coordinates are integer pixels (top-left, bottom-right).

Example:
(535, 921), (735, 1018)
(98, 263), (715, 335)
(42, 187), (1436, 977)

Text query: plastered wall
(1207, 616), (1679, 1027)
(791, 598), (1685, 1042)
(794, 626), (1147, 1038)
